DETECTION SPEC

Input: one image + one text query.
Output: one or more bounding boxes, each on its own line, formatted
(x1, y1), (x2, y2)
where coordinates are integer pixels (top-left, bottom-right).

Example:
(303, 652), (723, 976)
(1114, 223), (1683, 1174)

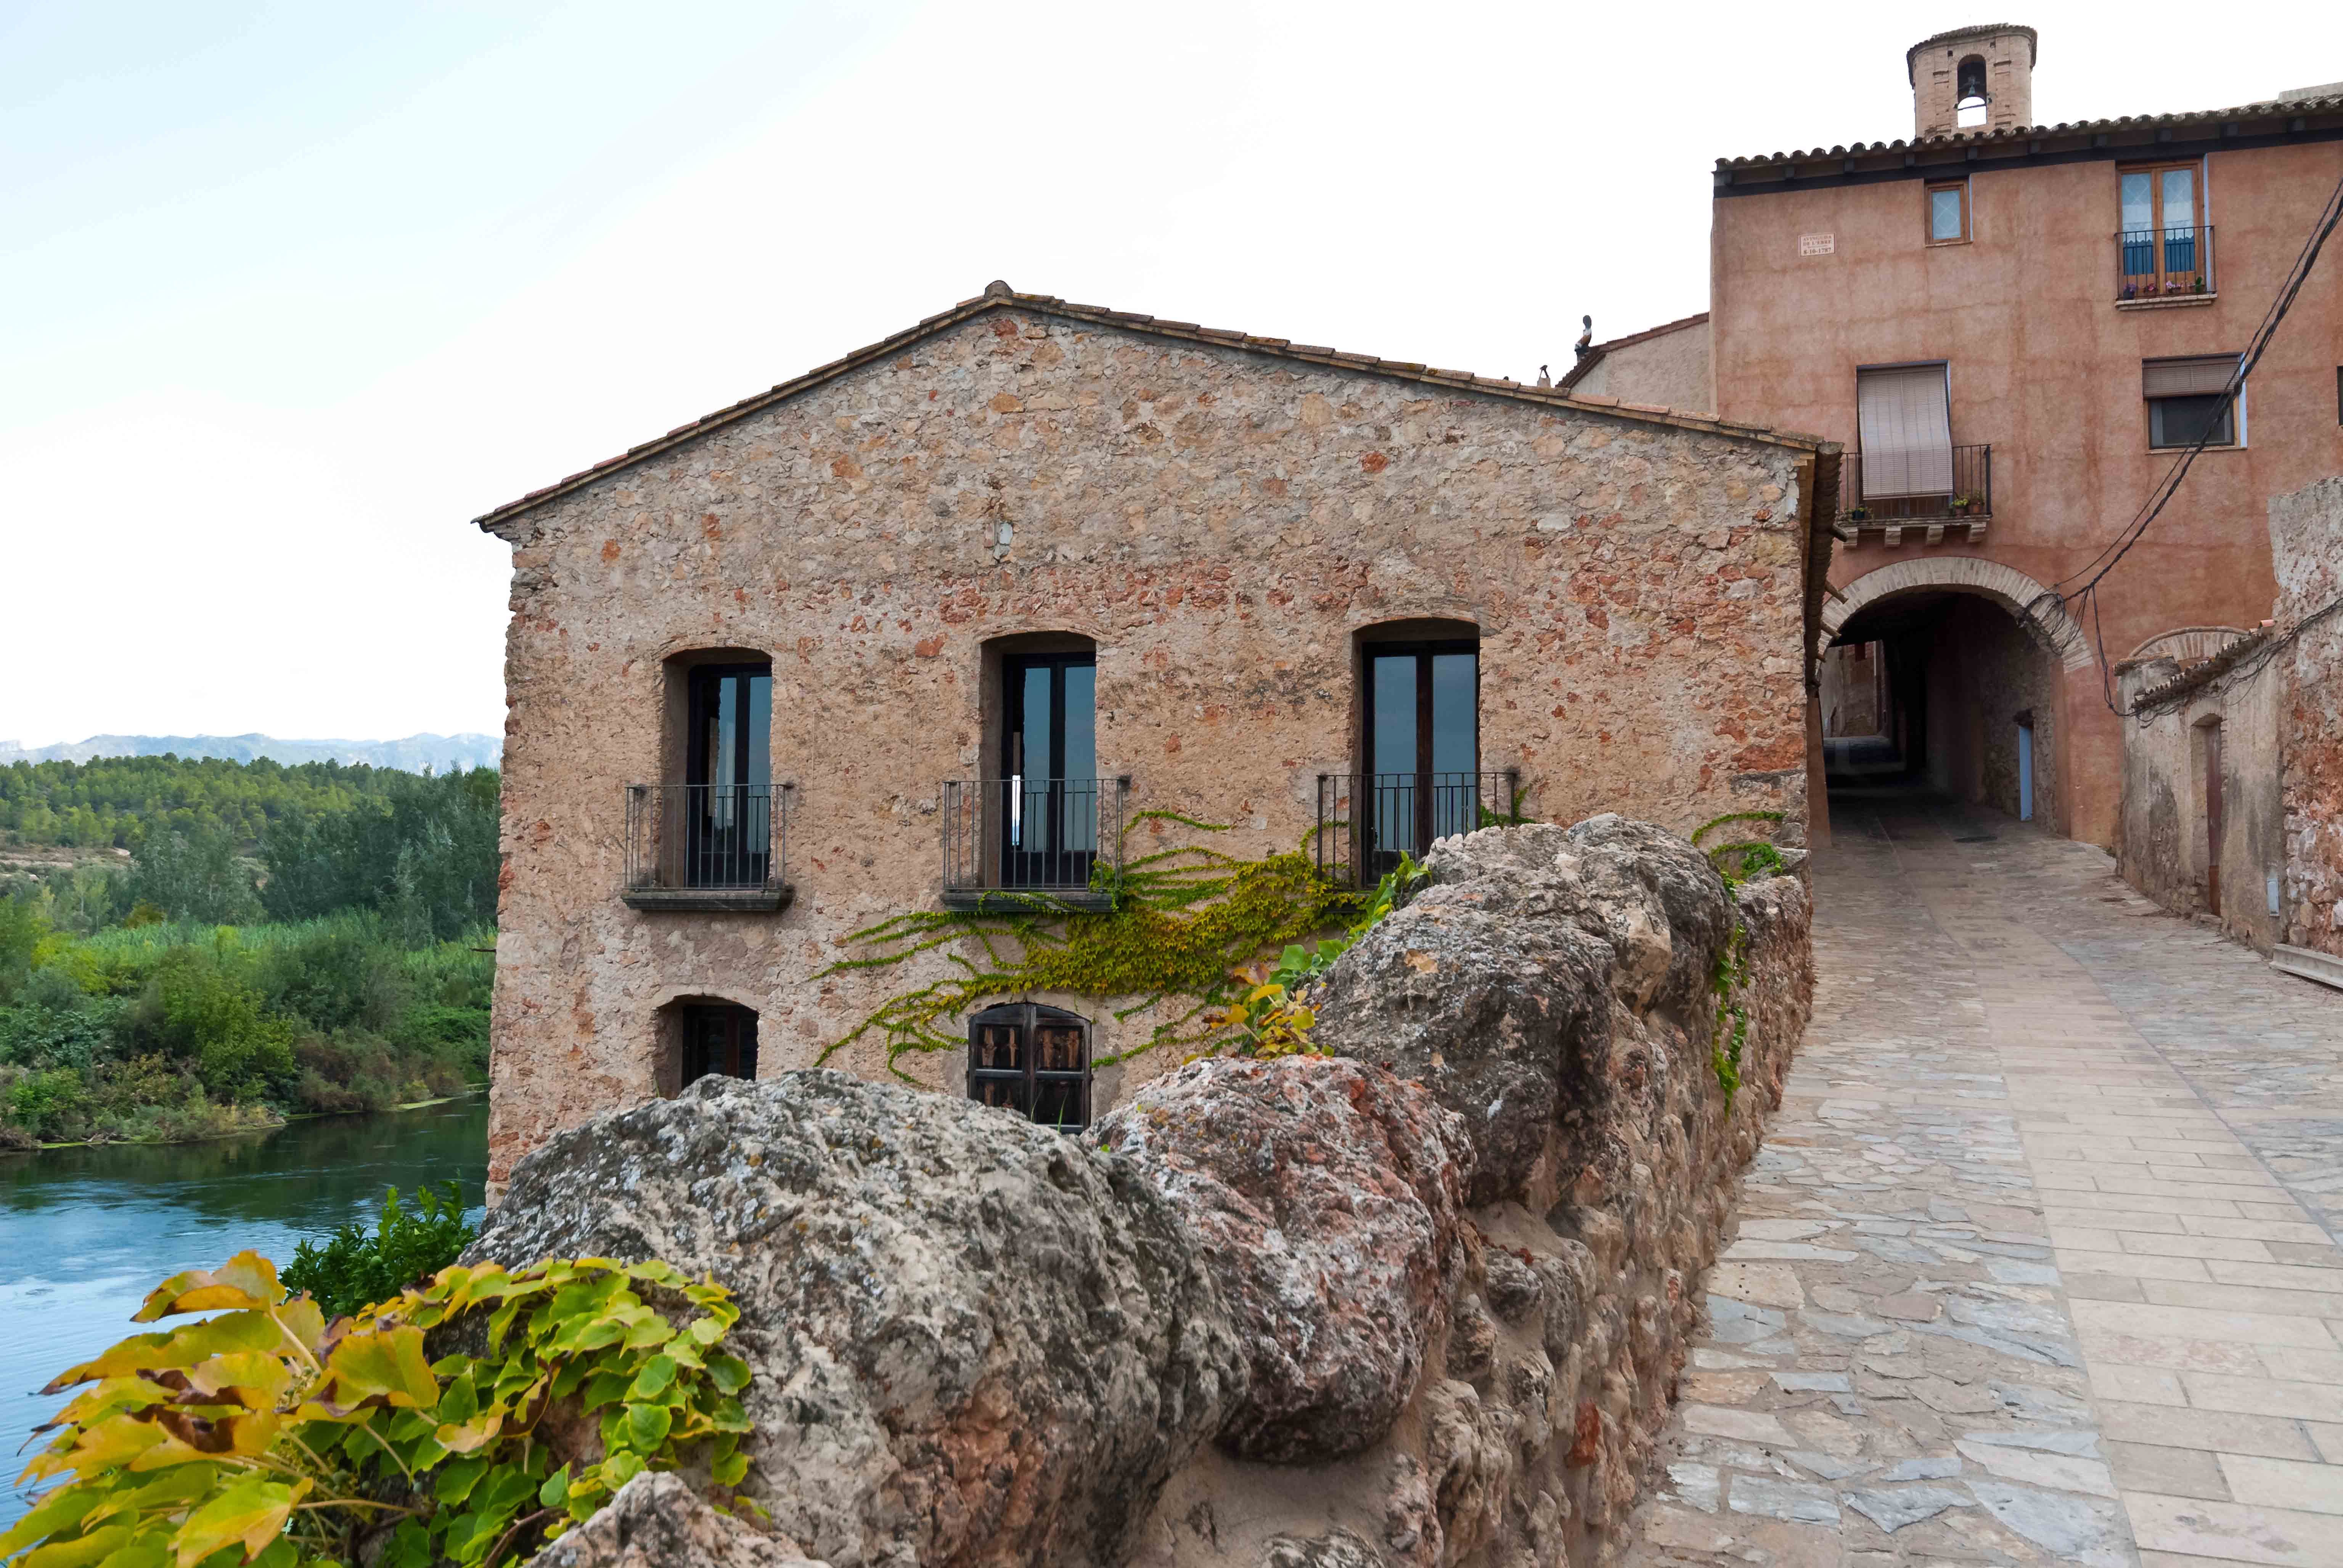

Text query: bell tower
(1908, 24), (2038, 138)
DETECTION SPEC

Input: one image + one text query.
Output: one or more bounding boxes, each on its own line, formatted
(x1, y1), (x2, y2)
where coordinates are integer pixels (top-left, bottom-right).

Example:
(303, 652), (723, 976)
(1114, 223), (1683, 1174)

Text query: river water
(0, 1097), (488, 1526)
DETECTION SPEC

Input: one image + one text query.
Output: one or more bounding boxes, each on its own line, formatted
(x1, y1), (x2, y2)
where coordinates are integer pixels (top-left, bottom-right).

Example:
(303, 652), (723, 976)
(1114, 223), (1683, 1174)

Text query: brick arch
(1822, 558), (2095, 672)
(2124, 626), (2252, 666)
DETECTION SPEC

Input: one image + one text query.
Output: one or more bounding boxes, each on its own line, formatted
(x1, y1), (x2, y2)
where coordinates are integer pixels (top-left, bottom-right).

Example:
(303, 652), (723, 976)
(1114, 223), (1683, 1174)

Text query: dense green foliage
(284, 1184), (480, 1321)
(0, 754), (434, 852)
(0, 912), (493, 1146)
(4, 1250), (755, 1568)
(0, 755), (501, 1147)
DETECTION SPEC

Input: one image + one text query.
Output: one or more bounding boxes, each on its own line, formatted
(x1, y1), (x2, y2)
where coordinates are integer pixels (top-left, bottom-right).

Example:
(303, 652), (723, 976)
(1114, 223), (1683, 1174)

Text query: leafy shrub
(0, 993), (125, 1072)
(284, 1184), (479, 1321)
(4, 1066), (90, 1142)
(3, 1250), (754, 1567)
(134, 947), (296, 1099)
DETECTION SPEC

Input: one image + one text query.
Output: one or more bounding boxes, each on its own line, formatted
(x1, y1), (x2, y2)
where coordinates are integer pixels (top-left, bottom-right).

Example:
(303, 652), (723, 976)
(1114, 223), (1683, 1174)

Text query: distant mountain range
(0, 732), (503, 773)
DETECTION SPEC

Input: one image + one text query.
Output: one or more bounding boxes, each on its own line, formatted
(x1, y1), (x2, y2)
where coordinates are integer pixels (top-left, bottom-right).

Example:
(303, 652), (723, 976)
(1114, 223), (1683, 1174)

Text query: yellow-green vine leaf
(134, 1255), (283, 1323)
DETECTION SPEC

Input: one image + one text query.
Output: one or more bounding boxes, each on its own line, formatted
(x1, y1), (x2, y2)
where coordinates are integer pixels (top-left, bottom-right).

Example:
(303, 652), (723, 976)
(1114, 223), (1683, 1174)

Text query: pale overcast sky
(2, 0), (2331, 748)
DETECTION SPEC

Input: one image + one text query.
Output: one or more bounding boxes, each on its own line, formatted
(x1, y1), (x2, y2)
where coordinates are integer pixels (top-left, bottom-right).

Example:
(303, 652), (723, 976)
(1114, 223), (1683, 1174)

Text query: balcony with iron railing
(1835, 445), (1993, 542)
(2116, 225), (2214, 304)
(623, 783), (794, 911)
(942, 776), (1127, 910)
(1314, 770), (1523, 886)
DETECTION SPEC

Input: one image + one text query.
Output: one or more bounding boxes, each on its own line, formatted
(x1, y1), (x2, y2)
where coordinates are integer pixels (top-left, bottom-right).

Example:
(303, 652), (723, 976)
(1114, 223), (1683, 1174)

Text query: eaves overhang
(1714, 91), (2343, 197)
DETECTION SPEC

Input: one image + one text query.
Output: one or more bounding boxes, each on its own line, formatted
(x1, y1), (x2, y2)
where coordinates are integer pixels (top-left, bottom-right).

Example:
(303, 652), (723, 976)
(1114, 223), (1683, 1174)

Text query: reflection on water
(0, 1097), (488, 1526)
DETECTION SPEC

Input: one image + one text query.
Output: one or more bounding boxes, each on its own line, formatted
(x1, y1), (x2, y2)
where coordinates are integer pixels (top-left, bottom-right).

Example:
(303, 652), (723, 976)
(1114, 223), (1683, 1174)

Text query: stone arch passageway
(1818, 559), (2085, 836)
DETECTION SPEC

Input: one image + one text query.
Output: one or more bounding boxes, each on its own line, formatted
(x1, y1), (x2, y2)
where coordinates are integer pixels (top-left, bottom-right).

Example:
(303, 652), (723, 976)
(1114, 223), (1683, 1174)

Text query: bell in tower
(1908, 24), (2038, 138)
(1956, 55), (1990, 111)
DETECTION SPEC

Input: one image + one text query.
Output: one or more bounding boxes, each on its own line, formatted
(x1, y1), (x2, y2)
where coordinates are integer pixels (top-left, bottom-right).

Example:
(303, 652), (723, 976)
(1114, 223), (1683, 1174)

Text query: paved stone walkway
(1625, 786), (2343, 1568)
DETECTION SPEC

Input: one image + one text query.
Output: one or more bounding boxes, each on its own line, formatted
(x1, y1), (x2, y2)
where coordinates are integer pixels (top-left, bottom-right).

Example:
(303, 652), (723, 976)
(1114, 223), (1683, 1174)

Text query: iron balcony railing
(624, 783), (790, 904)
(942, 776), (1127, 909)
(1837, 445), (1993, 525)
(2117, 225), (2214, 300)
(1315, 770), (1522, 886)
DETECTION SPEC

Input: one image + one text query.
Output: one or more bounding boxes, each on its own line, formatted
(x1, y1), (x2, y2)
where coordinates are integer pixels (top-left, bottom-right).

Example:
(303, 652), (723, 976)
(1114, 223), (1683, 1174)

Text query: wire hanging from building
(2020, 156), (2343, 713)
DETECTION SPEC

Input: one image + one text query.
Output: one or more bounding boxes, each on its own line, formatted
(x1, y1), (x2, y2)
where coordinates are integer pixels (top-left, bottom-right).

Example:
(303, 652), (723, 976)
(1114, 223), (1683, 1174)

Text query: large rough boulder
(1310, 817), (1734, 1208)
(1096, 1057), (1469, 1463)
(467, 1072), (1244, 1568)
(532, 1473), (826, 1568)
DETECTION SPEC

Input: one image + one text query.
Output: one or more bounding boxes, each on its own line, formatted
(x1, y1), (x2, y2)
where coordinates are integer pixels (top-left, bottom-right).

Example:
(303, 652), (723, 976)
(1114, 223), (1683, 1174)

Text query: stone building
(2116, 474), (2343, 984)
(1580, 23), (2343, 846)
(472, 284), (1834, 1181)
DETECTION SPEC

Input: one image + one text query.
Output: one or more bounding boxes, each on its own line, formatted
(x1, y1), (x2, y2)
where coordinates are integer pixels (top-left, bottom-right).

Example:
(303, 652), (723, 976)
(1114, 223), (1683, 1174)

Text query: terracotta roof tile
(1719, 90), (2343, 170)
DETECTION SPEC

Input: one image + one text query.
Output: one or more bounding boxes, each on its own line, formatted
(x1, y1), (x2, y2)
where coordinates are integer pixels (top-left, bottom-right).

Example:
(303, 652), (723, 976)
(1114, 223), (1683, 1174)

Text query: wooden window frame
(967, 1002), (1091, 1130)
(1924, 179), (1970, 246)
(679, 1002), (758, 1088)
(2119, 159), (2204, 233)
(2118, 160), (2210, 297)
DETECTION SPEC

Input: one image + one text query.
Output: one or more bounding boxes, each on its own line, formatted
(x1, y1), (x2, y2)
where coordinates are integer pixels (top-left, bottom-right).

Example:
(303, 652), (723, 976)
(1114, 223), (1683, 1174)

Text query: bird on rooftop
(1573, 315), (1594, 358)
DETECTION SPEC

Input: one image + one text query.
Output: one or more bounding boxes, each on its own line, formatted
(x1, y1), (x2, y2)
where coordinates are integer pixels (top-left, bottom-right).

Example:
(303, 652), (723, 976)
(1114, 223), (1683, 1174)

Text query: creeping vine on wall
(815, 812), (1366, 1082)
(1692, 810), (1785, 1095)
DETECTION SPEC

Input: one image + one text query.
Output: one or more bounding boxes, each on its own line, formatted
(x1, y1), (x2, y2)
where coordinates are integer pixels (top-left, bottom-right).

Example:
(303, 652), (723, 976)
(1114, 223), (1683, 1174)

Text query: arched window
(967, 1002), (1091, 1129)
(656, 997), (759, 1093)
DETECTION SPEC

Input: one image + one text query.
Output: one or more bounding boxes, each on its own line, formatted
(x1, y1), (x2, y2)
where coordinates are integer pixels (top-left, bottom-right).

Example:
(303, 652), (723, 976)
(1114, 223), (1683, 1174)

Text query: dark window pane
(744, 675), (771, 788)
(1429, 653), (1477, 775)
(710, 678), (738, 793)
(1019, 666), (1053, 783)
(972, 1022), (1024, 1071)
(973, 1077), (1029, 1116)
(1062, 665), (1096, 781)
(2150, 394), (2234, 448)
(1369, 655), (1416, 780)
(1034, 1024), (1085, 1072)
(1032, 1079), (1084, 1130)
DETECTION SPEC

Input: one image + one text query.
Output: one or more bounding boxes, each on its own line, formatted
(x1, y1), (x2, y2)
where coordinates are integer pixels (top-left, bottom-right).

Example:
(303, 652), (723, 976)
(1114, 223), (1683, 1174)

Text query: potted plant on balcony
(1845, 504), (1870, 523)
(1949, 494), (1975, 517)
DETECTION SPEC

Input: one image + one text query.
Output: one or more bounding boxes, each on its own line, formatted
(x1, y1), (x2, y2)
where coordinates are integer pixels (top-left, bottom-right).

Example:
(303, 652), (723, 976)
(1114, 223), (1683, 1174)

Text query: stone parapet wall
(473, 819), (1815, 1568)
(2275, 476), (2343, 956)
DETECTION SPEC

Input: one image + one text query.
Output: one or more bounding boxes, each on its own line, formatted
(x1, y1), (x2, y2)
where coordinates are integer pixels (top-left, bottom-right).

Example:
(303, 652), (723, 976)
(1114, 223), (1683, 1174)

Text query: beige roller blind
(2144, 355), (2238, 397)
(1857, 365), (1954, 497)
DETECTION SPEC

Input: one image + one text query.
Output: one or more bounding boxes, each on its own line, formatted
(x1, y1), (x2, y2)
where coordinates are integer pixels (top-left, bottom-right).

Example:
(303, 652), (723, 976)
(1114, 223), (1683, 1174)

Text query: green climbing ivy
(816, 812), (1371, 1080)
(1692, 810), (1787, 886)
(1707, 922), (1752, 1097)
(1691, 810), (1786, 1095)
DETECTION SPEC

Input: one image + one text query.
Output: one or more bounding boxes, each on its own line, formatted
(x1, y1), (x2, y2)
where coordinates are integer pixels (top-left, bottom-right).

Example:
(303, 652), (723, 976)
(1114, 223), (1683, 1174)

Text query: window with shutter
(1857, 365), (1956, 497)
(2144, 355), (2241, 448)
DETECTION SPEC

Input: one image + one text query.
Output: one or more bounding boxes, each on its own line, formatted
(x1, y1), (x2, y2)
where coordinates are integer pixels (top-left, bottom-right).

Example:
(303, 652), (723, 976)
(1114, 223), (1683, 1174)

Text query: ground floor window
(967, 1002), (1090, 1130)
(680, 1002), (758, 1087)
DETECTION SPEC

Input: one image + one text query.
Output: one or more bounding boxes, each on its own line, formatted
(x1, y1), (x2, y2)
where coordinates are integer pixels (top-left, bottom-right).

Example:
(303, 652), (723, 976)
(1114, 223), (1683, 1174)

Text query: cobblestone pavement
(1624, 786), (2343, 1568)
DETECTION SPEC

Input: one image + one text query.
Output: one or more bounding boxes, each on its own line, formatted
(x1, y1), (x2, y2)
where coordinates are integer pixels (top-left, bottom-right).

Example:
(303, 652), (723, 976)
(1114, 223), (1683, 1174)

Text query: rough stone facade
(2276, 476), (2343, 958)
(2115, 475), (2343, 959)
(476, 288), (1824, 1183)
(2115, 637), (2284, 950)
(468, 820), (1817, 1568)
